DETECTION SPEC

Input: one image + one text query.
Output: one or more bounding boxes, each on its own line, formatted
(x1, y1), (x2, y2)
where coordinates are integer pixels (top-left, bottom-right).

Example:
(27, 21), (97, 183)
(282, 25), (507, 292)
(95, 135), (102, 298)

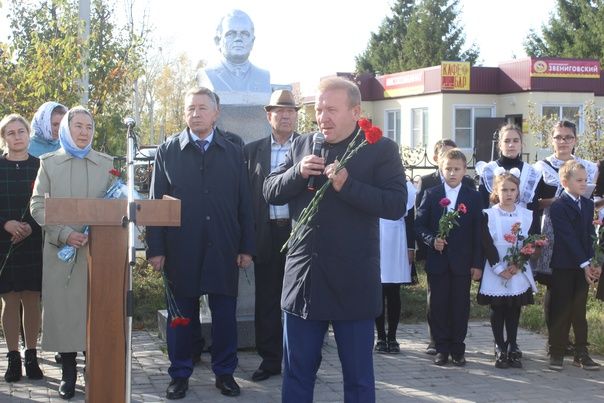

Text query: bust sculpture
(197, 9), (271, 104)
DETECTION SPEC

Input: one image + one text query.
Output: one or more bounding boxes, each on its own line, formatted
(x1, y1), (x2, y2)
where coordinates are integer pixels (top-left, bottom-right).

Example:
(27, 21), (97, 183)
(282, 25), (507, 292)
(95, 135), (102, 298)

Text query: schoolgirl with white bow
(478, 167), (538, 369)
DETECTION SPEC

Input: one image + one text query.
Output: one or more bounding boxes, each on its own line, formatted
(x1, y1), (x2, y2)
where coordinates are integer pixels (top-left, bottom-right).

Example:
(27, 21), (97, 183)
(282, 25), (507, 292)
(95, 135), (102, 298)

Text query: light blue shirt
(269, 134), (293, 219)
(189, 129), (214, 151)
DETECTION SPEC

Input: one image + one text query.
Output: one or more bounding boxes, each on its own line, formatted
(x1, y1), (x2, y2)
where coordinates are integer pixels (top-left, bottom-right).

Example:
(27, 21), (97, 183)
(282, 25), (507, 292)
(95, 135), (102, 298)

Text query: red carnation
(180, 317), (191, 326)
(439, 198), (451, 208)
(504, 233), (517, 244)
(109, 168), (121, 177)
(358, 118), (372, 132)
(365, 126), (382, 144)
(457, 203), (467, 214)
(169, 317), (181, 328)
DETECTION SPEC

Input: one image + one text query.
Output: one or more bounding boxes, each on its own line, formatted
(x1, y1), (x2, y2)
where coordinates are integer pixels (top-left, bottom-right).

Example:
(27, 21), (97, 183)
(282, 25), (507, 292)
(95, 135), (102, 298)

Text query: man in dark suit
(548, 160), (601, 370)
(415, 140), (476, 355)
(415, 148), (482, 367)
(244, 89), (300, 382)
(146, 87), (255, 400)
(264, 77), (407, 403)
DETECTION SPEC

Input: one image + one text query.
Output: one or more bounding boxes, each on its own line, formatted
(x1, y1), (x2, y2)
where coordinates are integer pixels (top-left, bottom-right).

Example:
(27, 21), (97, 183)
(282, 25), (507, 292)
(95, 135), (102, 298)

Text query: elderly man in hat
(244, 89), (300, 382)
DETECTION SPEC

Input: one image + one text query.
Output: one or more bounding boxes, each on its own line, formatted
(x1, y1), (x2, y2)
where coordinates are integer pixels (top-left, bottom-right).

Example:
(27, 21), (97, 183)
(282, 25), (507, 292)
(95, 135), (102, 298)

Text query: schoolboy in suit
(415, 148), (482, 366)
(415, 139), (475, 355)
(548, 160), (601, 371)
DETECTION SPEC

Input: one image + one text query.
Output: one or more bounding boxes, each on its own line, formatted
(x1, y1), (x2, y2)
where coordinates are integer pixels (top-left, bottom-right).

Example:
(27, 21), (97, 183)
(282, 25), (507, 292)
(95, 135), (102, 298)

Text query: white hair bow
(494, 166), (521, 178)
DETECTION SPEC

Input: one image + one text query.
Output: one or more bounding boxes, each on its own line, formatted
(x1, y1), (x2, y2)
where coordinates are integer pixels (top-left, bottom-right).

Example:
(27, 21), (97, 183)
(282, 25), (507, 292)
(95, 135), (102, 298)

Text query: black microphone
(307, 132), (325, 191)
(123, 117), (136, 127)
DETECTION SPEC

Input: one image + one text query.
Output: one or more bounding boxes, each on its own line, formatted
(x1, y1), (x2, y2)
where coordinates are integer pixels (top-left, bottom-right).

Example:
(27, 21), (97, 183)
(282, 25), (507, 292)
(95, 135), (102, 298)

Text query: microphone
(307, 132), (325, 191)
(123, 117), (136, 127)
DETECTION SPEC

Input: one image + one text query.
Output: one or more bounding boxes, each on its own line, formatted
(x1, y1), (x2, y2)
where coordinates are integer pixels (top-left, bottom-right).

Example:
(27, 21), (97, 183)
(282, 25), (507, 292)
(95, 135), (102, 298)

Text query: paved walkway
(1, 322), (603, 402)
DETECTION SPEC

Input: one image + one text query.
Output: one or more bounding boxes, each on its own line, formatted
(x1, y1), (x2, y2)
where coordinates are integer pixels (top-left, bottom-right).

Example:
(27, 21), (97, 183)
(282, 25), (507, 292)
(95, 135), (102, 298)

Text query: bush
(133, 258), (165, 330)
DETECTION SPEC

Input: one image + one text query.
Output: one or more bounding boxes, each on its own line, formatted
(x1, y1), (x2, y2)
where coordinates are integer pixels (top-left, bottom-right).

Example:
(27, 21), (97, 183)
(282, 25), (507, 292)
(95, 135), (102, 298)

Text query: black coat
(415, 171), (475, 261)
(244, 133), (299, 264)
(550, 192), (594, 270)
(146, 128), (255, 298)
(415, 184), (483, 275)
(263, 128), (407, 320)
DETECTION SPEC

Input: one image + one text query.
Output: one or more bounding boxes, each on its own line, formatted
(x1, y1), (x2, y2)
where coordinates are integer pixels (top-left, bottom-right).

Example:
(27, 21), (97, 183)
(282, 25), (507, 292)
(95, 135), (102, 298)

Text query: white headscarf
(31, 101), (67, 141)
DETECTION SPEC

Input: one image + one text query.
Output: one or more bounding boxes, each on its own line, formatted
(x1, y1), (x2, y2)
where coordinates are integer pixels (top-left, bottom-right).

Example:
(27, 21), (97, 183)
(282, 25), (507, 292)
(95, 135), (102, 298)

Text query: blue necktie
(195, 139), (208, 154)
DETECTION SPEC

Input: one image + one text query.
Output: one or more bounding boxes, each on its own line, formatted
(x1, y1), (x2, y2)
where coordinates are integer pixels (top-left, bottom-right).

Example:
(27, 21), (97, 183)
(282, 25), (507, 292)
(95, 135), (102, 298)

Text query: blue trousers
(282, 312), (375, 403)
(167, 294), (238, 379)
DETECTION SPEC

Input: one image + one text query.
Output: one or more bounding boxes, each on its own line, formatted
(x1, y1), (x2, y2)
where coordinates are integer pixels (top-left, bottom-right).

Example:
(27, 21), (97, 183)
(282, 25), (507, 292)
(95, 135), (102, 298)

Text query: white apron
(479, 205), (538, 297)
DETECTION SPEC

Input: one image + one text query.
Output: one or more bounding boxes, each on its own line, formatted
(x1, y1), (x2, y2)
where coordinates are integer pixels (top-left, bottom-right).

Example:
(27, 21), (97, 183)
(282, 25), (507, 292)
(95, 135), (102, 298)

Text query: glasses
(552, 135), (576, 143)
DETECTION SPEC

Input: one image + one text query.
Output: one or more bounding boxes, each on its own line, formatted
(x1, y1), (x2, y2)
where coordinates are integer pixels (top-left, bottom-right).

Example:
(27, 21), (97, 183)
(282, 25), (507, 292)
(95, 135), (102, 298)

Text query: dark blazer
(263, 128), (407, 320)
(414, 184), (482, 275)
(550, 192), (595, 270)
(146, 127), (255, 298)
(244, 133), (299, 264)
(415, 171), (475, 261)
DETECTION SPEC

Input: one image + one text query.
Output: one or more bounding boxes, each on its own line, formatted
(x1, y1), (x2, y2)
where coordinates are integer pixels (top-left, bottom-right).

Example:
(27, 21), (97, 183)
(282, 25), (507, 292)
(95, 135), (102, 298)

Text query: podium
(45, 195), (180, 403)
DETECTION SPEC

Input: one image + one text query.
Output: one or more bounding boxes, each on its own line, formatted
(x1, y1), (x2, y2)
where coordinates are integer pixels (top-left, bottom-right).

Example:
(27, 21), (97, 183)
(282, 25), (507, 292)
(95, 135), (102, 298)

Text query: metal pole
(124, 118), (137, 403)
(78, 0), (90, 105)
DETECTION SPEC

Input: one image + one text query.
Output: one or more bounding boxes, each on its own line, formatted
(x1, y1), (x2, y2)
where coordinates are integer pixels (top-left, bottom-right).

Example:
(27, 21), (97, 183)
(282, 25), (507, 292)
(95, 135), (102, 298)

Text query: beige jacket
(30, 148), (113, 352)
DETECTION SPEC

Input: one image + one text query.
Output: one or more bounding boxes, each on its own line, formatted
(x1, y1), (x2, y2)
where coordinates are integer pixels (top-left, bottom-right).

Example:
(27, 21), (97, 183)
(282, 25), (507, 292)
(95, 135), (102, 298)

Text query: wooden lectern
(45, 195), (180, 403)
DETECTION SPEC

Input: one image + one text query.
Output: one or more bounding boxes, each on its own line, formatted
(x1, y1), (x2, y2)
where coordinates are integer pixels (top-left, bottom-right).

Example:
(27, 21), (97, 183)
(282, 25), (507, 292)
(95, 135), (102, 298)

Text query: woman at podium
(30, 106), (114, 400)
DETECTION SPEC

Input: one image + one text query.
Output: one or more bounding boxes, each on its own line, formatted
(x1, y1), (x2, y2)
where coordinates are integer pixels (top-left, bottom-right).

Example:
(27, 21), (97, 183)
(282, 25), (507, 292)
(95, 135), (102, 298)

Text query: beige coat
(30, 148), (113, 352)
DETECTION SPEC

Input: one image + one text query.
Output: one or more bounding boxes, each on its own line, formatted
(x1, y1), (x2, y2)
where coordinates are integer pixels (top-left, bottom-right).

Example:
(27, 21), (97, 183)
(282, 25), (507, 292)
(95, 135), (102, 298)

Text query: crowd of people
(0, 77), (603, 402)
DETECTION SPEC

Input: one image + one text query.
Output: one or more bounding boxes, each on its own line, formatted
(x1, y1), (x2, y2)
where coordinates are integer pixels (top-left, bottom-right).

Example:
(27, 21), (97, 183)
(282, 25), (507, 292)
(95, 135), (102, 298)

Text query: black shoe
(573, 355), (601, 371)
(24, 349), (44, 380)
(251, 368), (280, 382)
(166, 378), (189, 400)
(374, 339), (388, 354)
(215, 374), (240, 397)
(495, 345), (509, 369)
(426, 342), (437, 356)
(549, 355), (563, 371)
(507, 344), (522, 369)
(564, 343), (575, 357)
(58, 353), (77, 400)
(4, 351), (22, 382)
(451, 354), (466, 367)
(434, 352), (448, 366)
(508, 342), (522, 359)
(387, 340), (400, 354)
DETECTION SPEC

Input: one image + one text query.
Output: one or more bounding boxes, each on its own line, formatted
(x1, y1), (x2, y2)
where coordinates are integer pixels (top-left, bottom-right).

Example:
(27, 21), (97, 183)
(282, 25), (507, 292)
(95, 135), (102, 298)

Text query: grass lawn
(402, 265), (604, 354)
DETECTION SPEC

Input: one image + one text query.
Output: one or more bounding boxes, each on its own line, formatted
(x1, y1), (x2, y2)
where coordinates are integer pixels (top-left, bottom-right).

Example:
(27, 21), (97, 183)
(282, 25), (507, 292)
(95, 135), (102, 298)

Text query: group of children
(376, 122), (603, 372)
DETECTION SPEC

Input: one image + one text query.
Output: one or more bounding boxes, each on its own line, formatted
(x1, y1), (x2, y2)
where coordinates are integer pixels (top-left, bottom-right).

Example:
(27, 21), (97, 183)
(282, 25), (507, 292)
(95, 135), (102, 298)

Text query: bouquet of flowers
(437, 198), (467, 239)
(282, 118), (383, 252)
(502, 222), (548, 271)
(58, 168), (141, 284)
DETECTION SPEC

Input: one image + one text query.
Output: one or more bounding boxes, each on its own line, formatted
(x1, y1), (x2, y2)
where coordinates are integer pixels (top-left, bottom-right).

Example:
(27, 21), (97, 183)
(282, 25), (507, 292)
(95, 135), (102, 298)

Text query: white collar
(444, 182), (462, 193)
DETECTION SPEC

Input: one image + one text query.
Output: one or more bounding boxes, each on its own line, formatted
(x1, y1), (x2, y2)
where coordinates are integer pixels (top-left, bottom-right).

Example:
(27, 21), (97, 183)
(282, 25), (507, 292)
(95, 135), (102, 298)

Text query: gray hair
(184, 87), (219, 110)
(317, 77), (361, 108)
(67, 106), (95, 131)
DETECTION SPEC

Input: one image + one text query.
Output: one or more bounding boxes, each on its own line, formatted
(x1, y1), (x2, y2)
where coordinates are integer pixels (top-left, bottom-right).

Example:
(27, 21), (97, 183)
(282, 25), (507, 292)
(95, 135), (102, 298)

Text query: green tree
(524, 0), (604, 63)
(355, 0), (479, 75)
(355, 0), (416, 74)
(401, 0), (479, 70)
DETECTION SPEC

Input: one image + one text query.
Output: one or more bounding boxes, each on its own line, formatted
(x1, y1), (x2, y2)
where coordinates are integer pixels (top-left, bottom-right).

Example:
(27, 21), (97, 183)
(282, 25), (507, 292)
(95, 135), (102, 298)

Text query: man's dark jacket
(146, 127), (255, 297)
(244, 133), (300, 263)
(263, 127), (407, 320)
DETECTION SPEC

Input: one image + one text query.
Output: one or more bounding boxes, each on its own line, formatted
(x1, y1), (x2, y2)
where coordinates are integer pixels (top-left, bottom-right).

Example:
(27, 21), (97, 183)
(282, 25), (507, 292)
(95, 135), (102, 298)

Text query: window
(384, 109), (401, 144)
(542, 105), (582, 131)
(453, 106), (494, 148)
(411, 108), (428, 147)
